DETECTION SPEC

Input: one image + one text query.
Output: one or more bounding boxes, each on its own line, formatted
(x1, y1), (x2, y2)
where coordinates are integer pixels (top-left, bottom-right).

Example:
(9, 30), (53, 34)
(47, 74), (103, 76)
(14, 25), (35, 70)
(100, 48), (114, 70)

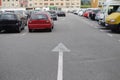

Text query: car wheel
(55, 18), (57, 20)
(52, 26), (54, 29)
(98, 20), (102, 25)
(29, 29), (32, 32)
(111, 28), (118, 32)
(16, 27), (21, 33)
(21, 27), (25, 30)
(48, 28), (52, 32)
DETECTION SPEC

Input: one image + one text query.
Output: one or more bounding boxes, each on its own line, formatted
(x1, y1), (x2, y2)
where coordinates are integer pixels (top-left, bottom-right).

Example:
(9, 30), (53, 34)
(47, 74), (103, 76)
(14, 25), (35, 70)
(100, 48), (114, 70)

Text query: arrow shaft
(57, 51), (63, 80)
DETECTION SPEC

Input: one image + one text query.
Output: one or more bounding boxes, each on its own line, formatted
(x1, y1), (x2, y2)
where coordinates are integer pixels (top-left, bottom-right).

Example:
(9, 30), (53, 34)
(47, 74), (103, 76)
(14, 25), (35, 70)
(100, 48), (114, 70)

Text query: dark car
(0, 13), (25, 33)
(57, 11), (66, 17)
(89, 9), (101, 20)
(47, 10), (57, 20)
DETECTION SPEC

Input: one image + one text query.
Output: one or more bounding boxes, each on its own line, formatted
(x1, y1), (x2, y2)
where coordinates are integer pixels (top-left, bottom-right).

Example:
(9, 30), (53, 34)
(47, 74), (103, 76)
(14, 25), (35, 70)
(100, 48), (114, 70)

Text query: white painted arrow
(52, 43), (70, 80)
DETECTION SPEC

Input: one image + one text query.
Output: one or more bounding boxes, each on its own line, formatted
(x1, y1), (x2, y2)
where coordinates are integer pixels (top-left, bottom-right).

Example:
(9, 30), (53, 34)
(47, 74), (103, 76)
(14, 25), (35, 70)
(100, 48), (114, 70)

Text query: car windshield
(48, 11), (56, 14)
(116, 7), (120, 12)
(0, 14), (17, 20)
(31, 14), (48, 20)
(93, 10), (100, 13)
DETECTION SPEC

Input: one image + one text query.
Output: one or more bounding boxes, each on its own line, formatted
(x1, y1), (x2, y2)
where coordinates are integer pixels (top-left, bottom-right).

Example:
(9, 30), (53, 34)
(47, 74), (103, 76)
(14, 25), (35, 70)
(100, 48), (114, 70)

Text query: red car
(83, 10), (92, 18)
(28, 12), (54, 32)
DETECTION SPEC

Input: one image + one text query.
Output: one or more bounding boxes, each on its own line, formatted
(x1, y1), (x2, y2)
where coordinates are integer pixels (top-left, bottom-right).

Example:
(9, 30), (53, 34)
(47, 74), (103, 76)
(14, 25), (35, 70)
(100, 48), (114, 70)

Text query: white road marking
(100, 30), (104, 32)
(21, 33), (26, 36)
(118, 40), (120, 42)
(79, 57), (120, 63)
(52, 43), (70, 80)
(57, 51), (63, 80)
(107, 33), (113, 37)
(94, 26), (99, 29)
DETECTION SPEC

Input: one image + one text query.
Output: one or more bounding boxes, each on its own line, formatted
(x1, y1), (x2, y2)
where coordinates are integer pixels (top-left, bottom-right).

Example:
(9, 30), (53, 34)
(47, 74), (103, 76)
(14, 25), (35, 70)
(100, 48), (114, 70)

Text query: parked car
(89, 9), (101, 20)
(83, 10), (92, 18)
(14, 10), (28, 26)
(3, 10), (28, 26)
(0, 12), (25, 33)
(28, 12), (54, 32)
(47, 10), (57, 20)
(78, 9), (86, 16)
(95, 11), (103, 21)
(57, 11), (66, 17)
(106, 10), (120, 32)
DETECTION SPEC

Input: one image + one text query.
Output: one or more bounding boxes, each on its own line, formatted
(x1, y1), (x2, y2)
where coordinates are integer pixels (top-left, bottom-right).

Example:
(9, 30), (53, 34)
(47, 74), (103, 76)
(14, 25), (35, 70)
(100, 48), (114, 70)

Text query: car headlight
(110, 19), (116, 22)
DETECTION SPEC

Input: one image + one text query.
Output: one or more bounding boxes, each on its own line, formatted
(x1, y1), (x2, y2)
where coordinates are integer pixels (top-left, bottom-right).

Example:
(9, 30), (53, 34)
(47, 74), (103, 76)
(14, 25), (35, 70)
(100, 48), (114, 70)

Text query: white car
(78, 9), (86, 16)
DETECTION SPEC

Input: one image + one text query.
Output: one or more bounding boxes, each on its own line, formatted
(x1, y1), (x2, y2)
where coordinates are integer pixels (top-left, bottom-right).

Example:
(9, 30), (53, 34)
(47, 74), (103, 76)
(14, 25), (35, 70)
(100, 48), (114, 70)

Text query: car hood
(106, 12), (120, 24)
(107, 12), (120, 20)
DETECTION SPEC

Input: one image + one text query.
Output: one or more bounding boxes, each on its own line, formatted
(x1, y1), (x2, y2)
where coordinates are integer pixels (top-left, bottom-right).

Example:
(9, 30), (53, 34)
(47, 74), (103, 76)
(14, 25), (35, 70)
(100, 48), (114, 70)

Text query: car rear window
(0, 14), (17, 20)
(31, 14), (48, 20)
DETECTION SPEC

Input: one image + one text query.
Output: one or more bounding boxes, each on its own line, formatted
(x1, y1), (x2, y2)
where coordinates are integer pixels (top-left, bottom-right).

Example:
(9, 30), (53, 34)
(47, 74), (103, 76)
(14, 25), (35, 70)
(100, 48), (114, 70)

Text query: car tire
(16, 27), (21, 33)
(29, 29), (32, 32)
(55, 18), (57, 20)
(48, 28), (52, 32)
(21, 27), (25, 30)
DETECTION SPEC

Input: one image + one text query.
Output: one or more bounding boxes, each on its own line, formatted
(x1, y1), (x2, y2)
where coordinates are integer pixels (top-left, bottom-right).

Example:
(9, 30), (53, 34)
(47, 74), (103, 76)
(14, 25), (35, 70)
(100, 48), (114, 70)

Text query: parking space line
(107, 33), (113, 37)
(21, 33), (26, 36)
(100, 30), (104, 32)
(118, 40), (120, 42)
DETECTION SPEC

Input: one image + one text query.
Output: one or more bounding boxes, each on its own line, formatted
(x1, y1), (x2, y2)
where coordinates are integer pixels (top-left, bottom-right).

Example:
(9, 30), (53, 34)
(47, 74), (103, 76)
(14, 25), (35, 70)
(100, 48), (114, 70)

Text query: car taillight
(29, 20), (32, 23)
(46, 20), (50, 23)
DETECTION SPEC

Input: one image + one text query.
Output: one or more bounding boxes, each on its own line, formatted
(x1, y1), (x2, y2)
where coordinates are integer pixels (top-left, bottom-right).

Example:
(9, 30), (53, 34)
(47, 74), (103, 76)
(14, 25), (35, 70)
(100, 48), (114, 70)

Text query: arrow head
(52, 43), (70, 52)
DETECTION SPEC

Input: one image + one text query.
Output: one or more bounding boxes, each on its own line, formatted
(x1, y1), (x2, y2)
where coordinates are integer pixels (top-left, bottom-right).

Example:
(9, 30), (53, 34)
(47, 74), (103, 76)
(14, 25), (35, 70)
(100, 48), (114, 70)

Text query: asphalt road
(0, 13), (120, 80)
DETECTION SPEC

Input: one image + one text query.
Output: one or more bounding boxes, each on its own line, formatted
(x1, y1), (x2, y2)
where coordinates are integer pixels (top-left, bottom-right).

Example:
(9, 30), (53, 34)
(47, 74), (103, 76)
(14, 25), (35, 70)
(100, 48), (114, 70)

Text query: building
(0, 0), (81, 11)
(91, 0), (107, 8)
(91, 0), (99, 8)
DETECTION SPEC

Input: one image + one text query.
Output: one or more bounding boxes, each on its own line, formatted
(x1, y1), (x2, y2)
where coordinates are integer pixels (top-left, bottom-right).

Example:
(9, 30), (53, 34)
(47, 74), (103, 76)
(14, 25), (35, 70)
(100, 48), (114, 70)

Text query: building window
(61, 3), (63, 5)
(29, 4), (32, 6)
(44, 3), (48, 5)
(72, 3), (74, 5)
(35, 3), (37, 5)
(50, 3), (54, 5)
(40, 3), (42, 5)
(56, 3), (59, 5)
(77, 3), (79, 5)
(66, 3), (70, 5)
(12, 4), (14, 6)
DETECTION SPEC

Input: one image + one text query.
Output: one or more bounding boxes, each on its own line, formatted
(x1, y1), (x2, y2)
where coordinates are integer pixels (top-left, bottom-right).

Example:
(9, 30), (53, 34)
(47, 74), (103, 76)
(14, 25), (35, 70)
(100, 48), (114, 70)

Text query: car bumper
(99, 19), (105, 26)
(108, 24), (119, 30)
(28, 24), (52, 29)
(0, 24), (19, 31)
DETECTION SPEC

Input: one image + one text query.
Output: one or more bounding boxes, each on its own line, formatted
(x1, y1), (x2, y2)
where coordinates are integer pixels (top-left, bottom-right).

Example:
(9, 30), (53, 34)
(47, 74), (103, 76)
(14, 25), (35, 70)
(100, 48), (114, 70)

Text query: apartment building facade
(0, 0), (81, 10)
(91, 0), (107, 8)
